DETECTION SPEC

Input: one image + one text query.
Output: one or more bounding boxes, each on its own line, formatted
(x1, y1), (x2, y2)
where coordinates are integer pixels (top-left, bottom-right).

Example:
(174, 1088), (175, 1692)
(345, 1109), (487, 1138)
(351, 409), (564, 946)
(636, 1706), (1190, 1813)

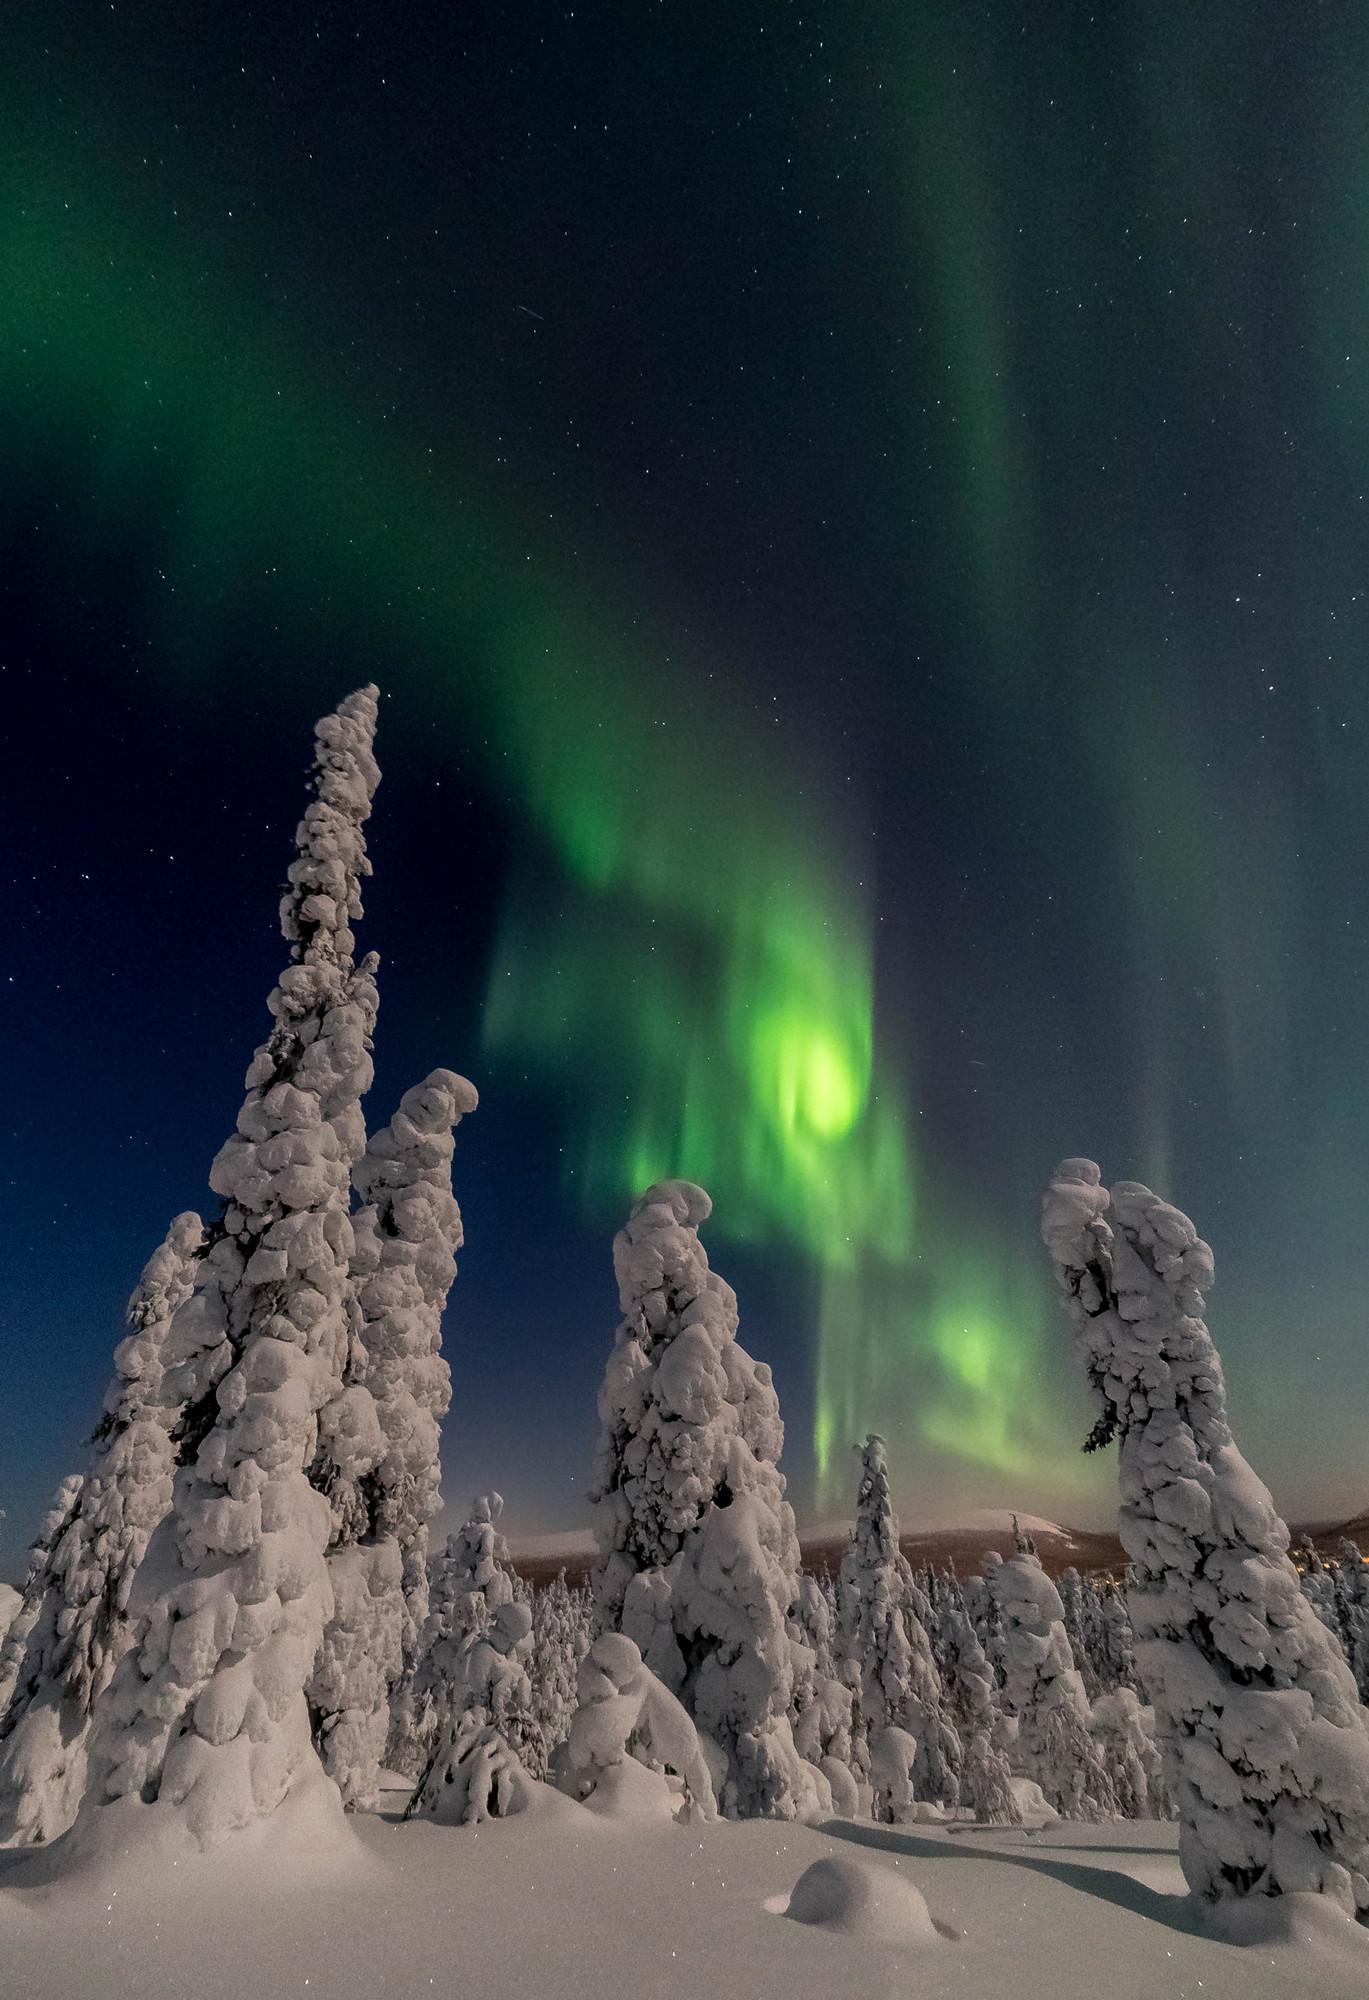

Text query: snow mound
(1009, 1777), (1060, 1827)
(1202, 1889), (1369, 1966)
(0, 1760), (371, 1904)
(782, 1854), (940, 1945)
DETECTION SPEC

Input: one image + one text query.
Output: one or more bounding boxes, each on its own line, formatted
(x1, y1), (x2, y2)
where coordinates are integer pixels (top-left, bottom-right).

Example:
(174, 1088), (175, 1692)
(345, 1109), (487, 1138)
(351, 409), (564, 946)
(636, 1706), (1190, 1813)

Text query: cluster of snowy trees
(6, 685), (1369, 1934)
(0, 688), (479, 1851)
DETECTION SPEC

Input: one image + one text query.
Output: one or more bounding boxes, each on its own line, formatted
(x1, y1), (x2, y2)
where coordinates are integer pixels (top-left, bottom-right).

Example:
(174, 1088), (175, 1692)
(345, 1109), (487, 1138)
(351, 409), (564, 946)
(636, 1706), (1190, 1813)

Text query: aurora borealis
(7, 3), (1369, 1570)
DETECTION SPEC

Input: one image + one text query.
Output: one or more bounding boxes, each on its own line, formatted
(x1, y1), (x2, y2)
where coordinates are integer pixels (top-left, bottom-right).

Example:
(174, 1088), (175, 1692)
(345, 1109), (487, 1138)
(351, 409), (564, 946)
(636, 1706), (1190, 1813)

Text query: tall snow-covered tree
(89, 685), (383, 1851)
(837, 1434), (960, 1815)
(589, 1179), (817, 1819)
(989, 1529), (1117, 1822)
(309, 1068), (476, 1809)
(0, 1215), (204, 1845)
(1043, 1160), (1369, 1918)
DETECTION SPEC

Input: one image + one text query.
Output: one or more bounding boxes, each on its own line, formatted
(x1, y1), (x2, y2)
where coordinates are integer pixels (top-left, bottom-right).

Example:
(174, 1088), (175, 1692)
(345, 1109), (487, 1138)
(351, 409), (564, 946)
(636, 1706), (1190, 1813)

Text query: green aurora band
(0, 93), (1196, 1516)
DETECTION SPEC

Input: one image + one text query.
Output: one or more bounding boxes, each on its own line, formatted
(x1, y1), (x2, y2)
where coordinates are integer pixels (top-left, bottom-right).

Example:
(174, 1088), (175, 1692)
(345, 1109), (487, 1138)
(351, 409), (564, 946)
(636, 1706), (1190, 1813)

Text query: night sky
(6, 3), (1369, 1577)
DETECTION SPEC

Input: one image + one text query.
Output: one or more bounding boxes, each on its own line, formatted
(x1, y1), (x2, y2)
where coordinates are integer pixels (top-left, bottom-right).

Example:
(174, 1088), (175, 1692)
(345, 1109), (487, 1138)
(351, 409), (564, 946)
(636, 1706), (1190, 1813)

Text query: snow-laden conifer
(837, 1435), (960, 1815)
(989, 1528), (1118, 1821)
(934, 1574), (1020, 1826)
(410, 1596), (544, 1819)
(1043, 1160), (1369, 1917)
(1091, 1687), (1168, 1819)
(789, 1573), (858, 1813)
(0, 1478), (86, 1725)
(1334, 1541), (1369, 1700)
(309, 1068), (475, 1809)
(590, 1179), (818, 1818)
(0, 1215), (204, 1845)
(530, 1571), (592, 1755)
(1296, 1539), (1342, 1641)
(1096, 1577), (1138, 1694)
(1056, 1568), (1101, 1699)
(351, 1070), (475, 1664)
(91, 686), (383, 1850)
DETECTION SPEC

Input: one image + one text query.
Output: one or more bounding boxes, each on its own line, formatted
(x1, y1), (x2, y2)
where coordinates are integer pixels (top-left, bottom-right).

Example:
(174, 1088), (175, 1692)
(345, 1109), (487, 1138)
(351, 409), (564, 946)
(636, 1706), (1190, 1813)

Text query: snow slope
(2, 1799), (1365, 1998)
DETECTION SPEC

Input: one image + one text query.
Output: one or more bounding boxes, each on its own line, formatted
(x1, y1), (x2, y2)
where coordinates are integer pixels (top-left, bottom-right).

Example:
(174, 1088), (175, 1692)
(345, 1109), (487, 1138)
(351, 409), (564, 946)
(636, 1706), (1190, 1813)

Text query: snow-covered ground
(3, 1797), (1365, 1999)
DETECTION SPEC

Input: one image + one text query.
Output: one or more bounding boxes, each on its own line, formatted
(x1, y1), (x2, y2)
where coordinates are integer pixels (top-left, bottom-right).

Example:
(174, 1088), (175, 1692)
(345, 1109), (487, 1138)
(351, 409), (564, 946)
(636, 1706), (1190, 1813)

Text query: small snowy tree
(1091, 1687), (1169, 1820)
(564, 1631), (717, 1822)
(410, 1596), (543, 1819)
(589, 1179), (818, 1819)
(1056, 1568), (1101, 1699)
(1096, 1577), (1139, 1694)
(1334, 1541), (1369, 1700)
(1296, 1539), (1342, 1641)
(309, 1068), (476, 1808)
(935, 1576), (1021, 1826)
(0, 1215), (205, 1845)
(963, 1562), (1006, 1691)
(406, 1495), (547, 1808)
(90, 685), (383, 1850)
(989, 1529), (1118, 1822)
(530, 1571), (592, 1756)
(789, 1573), (859, 1813)
(1043, 1160), (1369, 1917)
(0, 1478), (86, 1723)
(837, 1435), (960, 1815)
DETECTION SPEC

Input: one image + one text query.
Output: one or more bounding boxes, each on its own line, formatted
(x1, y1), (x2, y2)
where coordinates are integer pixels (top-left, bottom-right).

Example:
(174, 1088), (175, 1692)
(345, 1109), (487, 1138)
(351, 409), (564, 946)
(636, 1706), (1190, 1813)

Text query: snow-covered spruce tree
(0, 1215), (205, 1845)
(837, 1435), (960, 1816)
(406, 1493), (548, 1809)
(1096, 1576), (1139, 1694)
(1056, 1568), (1101, 1700)
(0, 1478), (86, 1723)
(963, 1560), (1006, 1692)
(89, 685), (383, 1851)
(1042, 1161), (1369, 1917)
(934, 1575), (1021, 1826)
(789, 1572), (859, 1813)
(1334, 1542), (1369, 1701)
(988, 1528), (1118, 1821)
(1091, 1687), (1169, 1820)
(530, 1570), (592, 1757)
(1296, 1539), (1342, 1642)
(410, 1596), (544, 1820)
(308, 1068), (476, 1809)
(589, 1179), (818, 1819)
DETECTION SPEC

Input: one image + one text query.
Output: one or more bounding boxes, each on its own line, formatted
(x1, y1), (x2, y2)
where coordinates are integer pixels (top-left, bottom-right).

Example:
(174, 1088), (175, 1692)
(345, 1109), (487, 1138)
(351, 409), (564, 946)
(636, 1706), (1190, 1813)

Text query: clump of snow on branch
(564, 1631), (717, 1822)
